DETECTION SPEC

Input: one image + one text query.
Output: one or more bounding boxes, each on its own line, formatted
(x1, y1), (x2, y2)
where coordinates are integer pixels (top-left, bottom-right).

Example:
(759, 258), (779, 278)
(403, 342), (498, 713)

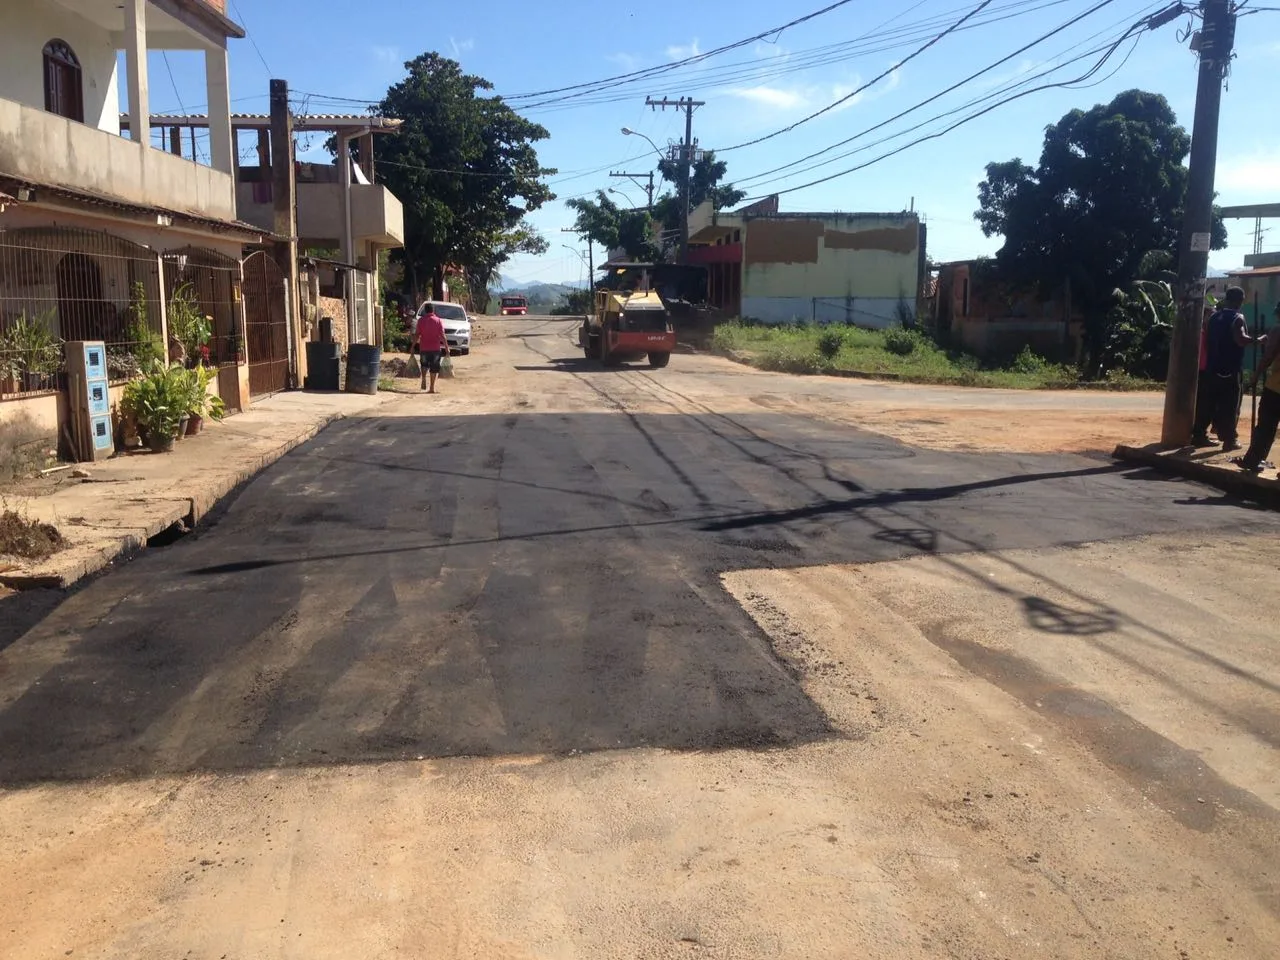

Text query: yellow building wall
(741, 214), (920, 326)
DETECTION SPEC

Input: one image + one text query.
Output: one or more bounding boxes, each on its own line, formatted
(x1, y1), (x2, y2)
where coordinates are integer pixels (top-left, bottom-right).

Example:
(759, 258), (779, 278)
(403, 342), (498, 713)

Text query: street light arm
(622, 127), (665, 160)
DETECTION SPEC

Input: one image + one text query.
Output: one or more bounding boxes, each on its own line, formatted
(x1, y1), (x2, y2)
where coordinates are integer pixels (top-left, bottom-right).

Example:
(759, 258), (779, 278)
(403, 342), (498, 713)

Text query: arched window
(43, 40), (84, 123)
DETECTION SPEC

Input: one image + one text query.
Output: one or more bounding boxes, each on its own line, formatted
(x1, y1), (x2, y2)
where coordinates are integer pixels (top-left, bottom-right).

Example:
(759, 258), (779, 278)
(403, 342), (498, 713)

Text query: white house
(0, 0), (268, 433)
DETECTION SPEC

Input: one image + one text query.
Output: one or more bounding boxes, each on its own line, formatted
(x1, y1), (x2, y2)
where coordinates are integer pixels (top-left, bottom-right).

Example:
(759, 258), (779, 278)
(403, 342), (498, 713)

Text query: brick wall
(318, 296), (349, 354)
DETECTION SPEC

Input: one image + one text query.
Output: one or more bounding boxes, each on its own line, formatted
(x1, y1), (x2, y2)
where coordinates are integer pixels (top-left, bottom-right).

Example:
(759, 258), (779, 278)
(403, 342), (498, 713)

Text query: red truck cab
(499, 295), (528, 316)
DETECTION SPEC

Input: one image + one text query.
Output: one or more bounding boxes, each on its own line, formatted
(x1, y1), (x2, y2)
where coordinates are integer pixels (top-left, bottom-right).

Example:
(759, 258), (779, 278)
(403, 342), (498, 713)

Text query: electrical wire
(728, 0), (1137, 180)
(715, 0), (996, 153)
(735, 21), (1149, 202)
(229, 0), (274, 77)
(500, 0), (865, 101)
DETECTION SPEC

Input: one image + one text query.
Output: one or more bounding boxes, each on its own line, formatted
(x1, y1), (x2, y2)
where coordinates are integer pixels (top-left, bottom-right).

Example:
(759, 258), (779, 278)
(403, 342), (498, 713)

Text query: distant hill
(490, 280), (587, 308)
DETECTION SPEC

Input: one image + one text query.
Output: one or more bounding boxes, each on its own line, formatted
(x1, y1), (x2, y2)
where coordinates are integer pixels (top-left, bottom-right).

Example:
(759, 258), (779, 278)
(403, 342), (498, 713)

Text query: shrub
(761, 348), (820, 374)
(883, 326), (917, 356)
(817, 329), (844, 360)
(1010, 345), (1048, 374)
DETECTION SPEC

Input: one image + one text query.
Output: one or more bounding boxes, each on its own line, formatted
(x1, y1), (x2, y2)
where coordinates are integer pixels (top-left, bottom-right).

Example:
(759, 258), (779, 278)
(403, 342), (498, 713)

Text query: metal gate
(243, 251), (289, 397)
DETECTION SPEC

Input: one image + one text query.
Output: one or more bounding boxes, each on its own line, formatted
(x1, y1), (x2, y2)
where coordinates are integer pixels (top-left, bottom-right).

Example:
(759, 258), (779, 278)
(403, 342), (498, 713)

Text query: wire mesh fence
(0, 226), (165, 399)
(162, 247), (243, 369)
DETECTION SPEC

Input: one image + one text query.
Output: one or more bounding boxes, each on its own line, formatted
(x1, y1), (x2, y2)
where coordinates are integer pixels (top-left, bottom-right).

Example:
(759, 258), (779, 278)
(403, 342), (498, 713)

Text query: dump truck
(578, 265), (675, 368)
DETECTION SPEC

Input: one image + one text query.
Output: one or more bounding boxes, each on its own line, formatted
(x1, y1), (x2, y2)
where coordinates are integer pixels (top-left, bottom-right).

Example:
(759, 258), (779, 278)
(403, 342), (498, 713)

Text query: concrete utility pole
(1162, 0), (1237, 446)
(609, 170), (655, 212)
(646, 97), (705, 264)
(269, 79), (303, 386)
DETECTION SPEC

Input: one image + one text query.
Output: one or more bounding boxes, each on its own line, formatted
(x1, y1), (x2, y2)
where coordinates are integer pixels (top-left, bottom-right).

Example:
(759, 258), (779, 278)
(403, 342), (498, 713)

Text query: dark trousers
(1243, 387), (1280, 467)
(1193, 372), (1242, 444)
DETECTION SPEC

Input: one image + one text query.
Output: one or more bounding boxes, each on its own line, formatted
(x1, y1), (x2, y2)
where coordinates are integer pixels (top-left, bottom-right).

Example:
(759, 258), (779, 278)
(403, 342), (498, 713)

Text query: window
(43, 40), (84, 123)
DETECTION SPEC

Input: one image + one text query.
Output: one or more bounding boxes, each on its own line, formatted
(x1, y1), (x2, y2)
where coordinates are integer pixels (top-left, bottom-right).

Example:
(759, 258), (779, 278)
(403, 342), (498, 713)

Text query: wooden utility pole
(1162, 0), (1236, 445)
(609, 170), (655, 212)
(269, 79), (303, 386)
(646, 97), (704, 264)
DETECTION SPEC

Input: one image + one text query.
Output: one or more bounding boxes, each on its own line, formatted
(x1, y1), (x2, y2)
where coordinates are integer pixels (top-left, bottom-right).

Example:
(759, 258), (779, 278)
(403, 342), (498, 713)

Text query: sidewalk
(0, 389), (398, 590)
(1113, 441), (1280, 508)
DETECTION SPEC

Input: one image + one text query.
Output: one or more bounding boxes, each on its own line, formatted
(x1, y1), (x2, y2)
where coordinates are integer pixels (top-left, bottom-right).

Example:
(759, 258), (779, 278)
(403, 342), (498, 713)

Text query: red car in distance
(499, 295), (528, 316)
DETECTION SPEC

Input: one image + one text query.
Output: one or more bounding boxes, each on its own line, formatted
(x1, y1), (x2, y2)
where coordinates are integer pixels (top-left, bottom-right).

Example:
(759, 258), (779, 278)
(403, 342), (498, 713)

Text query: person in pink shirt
(415, 308), (449, 393)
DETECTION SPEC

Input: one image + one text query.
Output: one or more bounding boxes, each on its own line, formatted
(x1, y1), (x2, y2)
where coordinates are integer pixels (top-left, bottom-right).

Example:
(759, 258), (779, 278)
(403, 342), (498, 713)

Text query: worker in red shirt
(415, 308), (449, 393)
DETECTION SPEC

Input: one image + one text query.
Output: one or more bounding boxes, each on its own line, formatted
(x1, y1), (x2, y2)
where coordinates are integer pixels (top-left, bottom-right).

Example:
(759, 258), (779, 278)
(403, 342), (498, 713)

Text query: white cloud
(723, 71), (901, 117)
(666, 39), (700, 60)
(752, 40), (789, 60)
(449, 36), (475, 58)
(606, 51), (643, 70)
(1216, 152), (1280, 194)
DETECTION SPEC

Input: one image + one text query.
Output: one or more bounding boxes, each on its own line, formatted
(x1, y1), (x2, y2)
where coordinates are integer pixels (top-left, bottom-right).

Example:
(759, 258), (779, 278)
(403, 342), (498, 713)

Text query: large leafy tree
(565, 191), (660, 263)
(371, 53), (554, 300)
(975, 89), (1226, 361)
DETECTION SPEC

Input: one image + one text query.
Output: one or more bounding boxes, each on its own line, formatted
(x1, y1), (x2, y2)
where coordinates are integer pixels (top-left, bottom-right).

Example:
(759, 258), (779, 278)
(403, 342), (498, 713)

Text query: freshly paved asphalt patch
(1, 337), (1276, 786)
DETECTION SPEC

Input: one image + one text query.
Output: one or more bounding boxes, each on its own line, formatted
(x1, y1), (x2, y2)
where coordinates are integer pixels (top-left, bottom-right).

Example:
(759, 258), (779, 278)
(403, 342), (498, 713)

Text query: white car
(414, 300), (471, 355)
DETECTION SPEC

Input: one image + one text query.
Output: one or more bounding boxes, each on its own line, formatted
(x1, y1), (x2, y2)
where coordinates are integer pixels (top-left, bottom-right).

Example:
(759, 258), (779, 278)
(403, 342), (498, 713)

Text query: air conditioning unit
(65, 341), (115, 462)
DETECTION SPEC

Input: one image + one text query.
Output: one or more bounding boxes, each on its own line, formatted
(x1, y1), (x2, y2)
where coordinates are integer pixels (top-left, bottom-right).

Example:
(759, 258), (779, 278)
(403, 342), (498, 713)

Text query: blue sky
(156, 0), (1279, 287)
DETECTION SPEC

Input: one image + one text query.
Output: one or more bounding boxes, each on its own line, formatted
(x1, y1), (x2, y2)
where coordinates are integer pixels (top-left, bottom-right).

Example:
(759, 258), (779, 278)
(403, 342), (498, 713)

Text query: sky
(153, 0), (1280, 289)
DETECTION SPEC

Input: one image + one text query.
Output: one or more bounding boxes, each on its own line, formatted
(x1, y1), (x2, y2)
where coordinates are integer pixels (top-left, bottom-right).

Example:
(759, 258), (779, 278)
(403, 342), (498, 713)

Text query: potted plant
(121, 361), (188, 453)
(184, 362), (226, 435)
(1, 310), (62, 391)
(167, 283), (212, 368)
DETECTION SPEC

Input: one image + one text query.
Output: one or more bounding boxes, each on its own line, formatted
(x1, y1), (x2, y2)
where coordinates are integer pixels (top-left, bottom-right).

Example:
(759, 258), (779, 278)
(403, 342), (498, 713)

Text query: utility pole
(609, 170), (655, 212)
(646, 96), (704, 264)
(269, 78), (302, 387)
(1161, 0), (1236, 446)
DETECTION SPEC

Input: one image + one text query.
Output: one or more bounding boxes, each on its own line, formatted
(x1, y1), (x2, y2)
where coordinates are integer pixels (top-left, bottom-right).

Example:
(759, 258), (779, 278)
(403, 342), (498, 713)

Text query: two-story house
(0, 0), (268, 433)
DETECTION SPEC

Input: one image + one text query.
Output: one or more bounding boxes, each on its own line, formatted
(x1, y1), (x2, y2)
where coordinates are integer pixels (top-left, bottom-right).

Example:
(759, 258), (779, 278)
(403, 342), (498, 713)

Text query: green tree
(974, 89), (1226, 366)
(370, 53), (555, 300)
(565, 191), (660, 262)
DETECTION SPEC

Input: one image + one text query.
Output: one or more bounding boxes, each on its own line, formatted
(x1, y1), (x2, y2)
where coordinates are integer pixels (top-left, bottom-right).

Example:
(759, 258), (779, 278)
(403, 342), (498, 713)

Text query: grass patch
(0, 508), (66, 561)
(712, 321), (1155, 390)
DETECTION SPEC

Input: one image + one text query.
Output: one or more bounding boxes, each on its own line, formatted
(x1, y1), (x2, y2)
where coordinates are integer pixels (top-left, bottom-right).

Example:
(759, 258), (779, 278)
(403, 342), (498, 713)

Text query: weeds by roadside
(0, 506), (65, 562)
(712, 321), (1159, 391)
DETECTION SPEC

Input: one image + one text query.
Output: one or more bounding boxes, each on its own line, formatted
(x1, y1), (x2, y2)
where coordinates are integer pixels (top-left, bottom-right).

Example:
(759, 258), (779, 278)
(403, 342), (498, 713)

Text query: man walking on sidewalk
(1192, 286), (1261, 451)
(1232, 301), (1279, 473)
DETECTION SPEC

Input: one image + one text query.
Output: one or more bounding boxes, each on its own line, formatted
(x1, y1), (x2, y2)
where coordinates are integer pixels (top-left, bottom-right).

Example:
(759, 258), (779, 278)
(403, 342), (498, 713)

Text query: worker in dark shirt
(1192, 286), (1261, 451)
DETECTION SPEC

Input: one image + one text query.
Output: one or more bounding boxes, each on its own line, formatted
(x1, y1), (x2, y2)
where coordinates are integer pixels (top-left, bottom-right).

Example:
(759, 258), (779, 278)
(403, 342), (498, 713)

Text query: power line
(716, 0), (997, 153)
(736, 19), (1150, 202)
(732, 25), (1137, 190)
(501, 0), (865, 102)
(512, 0), (1078, 113)
(229, 0), (274, 77)
(728, 0), (1134, 179)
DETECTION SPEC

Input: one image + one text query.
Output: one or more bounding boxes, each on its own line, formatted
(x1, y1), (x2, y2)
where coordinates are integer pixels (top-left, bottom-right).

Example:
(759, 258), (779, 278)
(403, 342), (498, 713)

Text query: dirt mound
(380, 354), (421, 379)
(0, 509), (66, 561)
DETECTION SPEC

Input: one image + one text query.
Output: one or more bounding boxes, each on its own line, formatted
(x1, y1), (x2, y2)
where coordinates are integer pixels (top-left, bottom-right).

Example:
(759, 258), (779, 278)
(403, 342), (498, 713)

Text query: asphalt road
(0, 319), (1265, 783)
(3, 318), (1278, 957)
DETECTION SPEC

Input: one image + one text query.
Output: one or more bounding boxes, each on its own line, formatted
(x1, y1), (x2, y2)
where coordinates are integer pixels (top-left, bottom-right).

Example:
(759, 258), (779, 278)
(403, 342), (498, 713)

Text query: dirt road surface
(2, 318), (1276, 958)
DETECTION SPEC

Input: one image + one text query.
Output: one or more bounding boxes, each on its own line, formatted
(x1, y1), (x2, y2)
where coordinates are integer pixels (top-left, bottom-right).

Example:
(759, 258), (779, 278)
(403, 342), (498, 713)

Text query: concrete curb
(1, 408), (358, 592)
(1113, 443), (1280, 508)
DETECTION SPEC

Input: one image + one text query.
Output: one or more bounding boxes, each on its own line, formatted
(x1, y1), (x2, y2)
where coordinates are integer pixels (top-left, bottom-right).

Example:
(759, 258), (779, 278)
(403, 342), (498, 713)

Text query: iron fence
(0, 226), (165, 399)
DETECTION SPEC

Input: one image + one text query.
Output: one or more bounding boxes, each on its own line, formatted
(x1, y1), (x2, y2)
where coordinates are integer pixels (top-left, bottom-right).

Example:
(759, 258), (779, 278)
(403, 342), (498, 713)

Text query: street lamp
(561, 243), (590, 269)
(608, 187), (636, 208)
(621, 127), (665, 160)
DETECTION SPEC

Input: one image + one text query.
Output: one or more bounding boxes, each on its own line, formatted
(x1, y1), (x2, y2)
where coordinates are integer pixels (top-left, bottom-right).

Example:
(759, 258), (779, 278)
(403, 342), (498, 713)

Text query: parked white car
(413, 300), (472, 355)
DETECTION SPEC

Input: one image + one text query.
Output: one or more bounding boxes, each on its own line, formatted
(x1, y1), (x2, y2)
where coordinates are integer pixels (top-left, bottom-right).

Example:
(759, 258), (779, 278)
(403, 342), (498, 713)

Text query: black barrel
(305, 341), (341, 391)
(345, 343), (382, 395)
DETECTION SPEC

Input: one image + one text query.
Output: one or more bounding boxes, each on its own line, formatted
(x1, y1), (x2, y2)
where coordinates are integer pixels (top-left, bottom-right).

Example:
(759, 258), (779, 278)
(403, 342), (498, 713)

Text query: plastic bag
(440, 353), (455, 378)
